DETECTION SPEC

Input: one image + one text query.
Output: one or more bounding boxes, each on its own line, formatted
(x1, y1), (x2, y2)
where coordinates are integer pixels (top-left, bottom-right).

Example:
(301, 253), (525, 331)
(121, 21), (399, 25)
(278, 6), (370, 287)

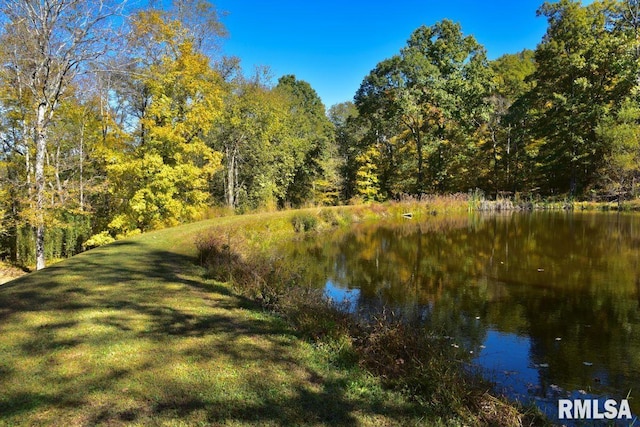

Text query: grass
(0, 208), (462, 426)
(0, 201), (546, 426)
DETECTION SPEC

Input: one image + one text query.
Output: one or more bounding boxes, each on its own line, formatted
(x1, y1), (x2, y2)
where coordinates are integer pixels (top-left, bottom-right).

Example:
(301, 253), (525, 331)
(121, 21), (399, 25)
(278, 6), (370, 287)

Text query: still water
(284, 211), (640, 422)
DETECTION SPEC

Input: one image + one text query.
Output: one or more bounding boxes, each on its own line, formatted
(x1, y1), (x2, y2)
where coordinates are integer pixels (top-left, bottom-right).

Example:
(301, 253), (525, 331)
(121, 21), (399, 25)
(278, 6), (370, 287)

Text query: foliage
(354, 20), (493, 197)
(522, 0), (636, 195)
(487, 50), (536, 192)
(328, 102), (361, 201)
(107, 13), (223, 234)
(597, 96), (640, 201)
(83, 231), (116, 249)
(210, 70), (290, 211)
(275, 75), (336, 207)
(0, 0), (123, 269)
(4, 0), (640, 269)
(339, 2), (640, 201)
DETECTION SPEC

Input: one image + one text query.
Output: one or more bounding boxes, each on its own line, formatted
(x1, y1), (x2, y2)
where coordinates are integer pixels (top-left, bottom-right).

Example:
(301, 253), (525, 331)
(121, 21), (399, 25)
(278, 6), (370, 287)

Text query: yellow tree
(107, 13), (223, 235)
(0, 0), (123, 269)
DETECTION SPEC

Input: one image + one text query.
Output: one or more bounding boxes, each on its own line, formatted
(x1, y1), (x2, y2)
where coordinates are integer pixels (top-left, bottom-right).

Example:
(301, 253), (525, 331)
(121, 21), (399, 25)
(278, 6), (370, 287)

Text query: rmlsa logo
(558, 399), (632, 420)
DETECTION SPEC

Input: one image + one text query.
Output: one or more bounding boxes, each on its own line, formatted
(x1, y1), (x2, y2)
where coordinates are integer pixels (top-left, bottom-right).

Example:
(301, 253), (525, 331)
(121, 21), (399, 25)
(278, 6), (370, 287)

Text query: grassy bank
(195, 203), (546, 426)
(0, 201), (544, 426)
(0, 213), (420, 426)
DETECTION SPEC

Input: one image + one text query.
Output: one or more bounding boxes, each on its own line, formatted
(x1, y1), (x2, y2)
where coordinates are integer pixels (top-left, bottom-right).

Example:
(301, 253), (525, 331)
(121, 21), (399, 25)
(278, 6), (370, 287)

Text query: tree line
(1, 0), (639, 269)
(339, 0), (640, 203)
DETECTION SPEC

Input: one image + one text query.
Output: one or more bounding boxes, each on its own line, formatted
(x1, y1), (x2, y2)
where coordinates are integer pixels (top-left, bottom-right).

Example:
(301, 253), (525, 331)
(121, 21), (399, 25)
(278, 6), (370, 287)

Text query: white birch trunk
(35, 102), (47, 270)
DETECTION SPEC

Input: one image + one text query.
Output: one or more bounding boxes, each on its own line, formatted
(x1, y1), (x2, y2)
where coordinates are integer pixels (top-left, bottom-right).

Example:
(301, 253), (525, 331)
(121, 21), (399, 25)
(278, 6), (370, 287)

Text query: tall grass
(470, 190), (577, 212)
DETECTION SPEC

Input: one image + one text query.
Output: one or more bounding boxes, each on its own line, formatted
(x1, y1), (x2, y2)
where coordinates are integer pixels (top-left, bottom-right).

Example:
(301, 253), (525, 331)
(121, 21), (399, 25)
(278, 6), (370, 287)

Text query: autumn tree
(106, 11), (223, 235)
(354, 20), (492, 196)
(354, 56), (408, 198)
(0, 0), (123, 269)
(489, 50), (536, 193)
(526, 0), (633, 195)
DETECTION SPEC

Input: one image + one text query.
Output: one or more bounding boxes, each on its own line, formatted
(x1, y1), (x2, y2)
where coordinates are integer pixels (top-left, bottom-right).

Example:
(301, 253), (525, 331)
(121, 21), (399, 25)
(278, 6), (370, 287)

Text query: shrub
(83, 231), (115, 249)
(194, 232), (248, 283)
(291, 213), (318, 232)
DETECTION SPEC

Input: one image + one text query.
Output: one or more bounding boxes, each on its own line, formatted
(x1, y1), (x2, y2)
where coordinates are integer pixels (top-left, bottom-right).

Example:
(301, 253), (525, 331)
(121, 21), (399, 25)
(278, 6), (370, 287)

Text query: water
(282, 211), (640, 423)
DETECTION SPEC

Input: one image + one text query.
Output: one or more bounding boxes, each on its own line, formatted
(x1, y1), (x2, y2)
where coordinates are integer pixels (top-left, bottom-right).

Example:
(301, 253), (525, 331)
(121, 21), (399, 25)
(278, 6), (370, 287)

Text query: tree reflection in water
(279, 211), (640, 420)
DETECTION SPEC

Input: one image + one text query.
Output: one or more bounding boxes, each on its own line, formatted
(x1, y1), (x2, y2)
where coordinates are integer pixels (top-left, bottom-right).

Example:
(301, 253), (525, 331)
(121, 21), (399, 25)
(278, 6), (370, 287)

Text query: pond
(283, 211), (640, 422)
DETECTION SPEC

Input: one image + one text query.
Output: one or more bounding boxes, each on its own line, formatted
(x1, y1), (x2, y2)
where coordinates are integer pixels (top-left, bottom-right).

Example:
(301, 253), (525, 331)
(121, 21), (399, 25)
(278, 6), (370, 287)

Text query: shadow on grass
(0, 236), (415, 425)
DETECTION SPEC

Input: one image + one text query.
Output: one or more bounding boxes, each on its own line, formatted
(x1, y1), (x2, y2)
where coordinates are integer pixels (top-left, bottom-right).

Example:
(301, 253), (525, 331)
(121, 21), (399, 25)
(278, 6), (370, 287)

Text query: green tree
(355, 20), (493, 196)
(211, 68), (292, 211)
(353, 56), (405, 198)
(597, 96), (640, 203)
(527, 0), (633, 196)
(328, 102), (361, 201)
(275, 75), (335, 207)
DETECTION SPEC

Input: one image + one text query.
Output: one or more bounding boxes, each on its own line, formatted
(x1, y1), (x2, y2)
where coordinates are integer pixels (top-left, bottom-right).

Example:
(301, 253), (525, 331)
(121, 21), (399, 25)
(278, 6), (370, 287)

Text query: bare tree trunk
(415, 128), (423, 194)
(35, 103), (47, 271)
(226, 145), (236, 208)
(506, 124), (511, 191)
(55, 141), (64, 204)
(79, 119), (85, 211)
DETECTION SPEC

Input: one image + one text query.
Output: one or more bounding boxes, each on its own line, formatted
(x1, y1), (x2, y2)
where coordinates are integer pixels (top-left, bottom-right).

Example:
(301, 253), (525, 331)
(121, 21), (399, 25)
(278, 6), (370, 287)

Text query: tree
(353, 56), (405, 198)
(489, 50), (536, 193)
(355, 20), (492, 196)
(597, 97), (640, 203)
(211, 68), (291, 210)
(527, 0), (632, 195)
(0, 0), (123, 269)
(106, 14), (223, 234)
(328, 102), (360, 201)
(275, 75), (335, 207)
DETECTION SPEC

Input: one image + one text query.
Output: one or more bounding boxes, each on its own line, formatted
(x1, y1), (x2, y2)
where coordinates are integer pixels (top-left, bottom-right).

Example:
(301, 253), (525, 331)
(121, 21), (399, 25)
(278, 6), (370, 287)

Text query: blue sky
(214, 0), (558, 108)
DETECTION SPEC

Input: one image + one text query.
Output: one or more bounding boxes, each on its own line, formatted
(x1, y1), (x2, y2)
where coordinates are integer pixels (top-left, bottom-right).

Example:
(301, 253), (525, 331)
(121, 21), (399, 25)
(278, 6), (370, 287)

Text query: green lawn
(0, 213), (446, 426)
